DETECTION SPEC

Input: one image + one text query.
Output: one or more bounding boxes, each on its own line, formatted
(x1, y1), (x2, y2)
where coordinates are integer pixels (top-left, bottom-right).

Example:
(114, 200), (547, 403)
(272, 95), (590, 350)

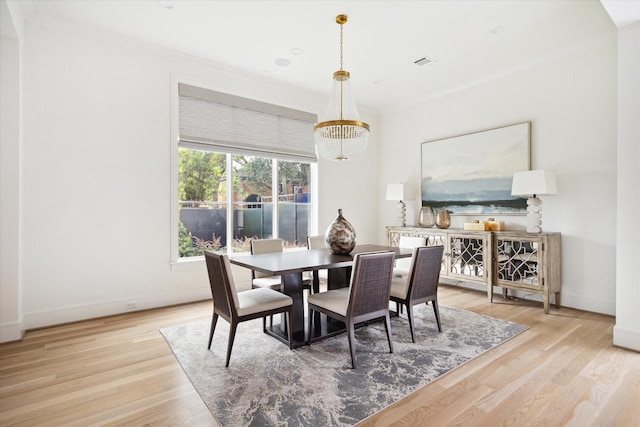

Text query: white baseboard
(613, 325), (640, 352)
(22, 287), (211, 331)
(0, 320), (24, 343)
(441, 281), (615, 316)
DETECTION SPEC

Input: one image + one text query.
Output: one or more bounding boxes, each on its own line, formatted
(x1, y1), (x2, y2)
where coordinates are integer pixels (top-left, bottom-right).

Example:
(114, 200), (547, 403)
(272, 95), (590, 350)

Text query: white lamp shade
(386, 183), (416, 201)
(511, 170), (557, 196)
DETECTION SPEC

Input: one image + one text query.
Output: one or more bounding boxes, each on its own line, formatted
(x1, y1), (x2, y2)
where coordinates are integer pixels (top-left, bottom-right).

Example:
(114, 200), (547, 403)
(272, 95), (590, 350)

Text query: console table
(386, 226), (562, 313)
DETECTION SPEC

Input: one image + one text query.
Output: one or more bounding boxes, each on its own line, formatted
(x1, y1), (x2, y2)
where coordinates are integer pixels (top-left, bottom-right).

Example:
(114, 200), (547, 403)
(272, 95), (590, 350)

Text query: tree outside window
(178, 148), (312, 258)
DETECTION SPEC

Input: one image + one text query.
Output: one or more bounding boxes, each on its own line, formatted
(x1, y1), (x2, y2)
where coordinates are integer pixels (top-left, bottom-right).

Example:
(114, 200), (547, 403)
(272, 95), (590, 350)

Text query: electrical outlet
(125, 301), (137, 310)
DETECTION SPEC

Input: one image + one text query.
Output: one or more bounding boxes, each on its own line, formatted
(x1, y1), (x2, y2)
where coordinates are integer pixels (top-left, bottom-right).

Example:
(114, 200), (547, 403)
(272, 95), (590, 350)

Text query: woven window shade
(178, 83), (317, 162)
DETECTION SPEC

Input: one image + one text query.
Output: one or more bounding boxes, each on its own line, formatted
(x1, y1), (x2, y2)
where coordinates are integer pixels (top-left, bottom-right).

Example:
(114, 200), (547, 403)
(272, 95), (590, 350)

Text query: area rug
(160, 305), (527, 426)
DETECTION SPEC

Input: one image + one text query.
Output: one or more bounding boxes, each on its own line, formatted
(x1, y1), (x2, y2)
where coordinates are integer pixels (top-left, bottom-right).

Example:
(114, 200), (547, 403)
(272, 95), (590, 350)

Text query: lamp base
(395, 201), (406, 227)
(525, 196), (542, 233)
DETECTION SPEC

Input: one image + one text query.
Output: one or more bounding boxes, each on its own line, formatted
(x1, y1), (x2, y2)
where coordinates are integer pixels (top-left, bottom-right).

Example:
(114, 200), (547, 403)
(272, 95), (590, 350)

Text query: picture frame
(421, 122), (530, 215)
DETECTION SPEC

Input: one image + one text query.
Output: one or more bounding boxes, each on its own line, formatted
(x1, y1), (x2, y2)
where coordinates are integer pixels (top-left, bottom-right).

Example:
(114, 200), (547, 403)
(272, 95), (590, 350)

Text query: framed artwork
(421, 122), (530, 214)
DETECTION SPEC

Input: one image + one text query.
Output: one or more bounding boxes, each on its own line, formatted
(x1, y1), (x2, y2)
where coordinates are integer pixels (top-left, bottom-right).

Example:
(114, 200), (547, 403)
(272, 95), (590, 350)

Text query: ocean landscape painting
(421, 122), (530, 214)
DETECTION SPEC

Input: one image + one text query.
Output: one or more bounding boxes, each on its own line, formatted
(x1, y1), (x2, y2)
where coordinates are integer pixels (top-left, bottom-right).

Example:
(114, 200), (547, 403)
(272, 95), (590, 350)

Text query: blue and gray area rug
(160, 304), (527, 426)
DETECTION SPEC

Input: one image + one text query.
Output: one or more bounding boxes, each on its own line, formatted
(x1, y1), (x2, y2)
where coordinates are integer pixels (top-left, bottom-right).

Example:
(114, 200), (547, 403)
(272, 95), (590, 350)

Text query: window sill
(170, 256), (205, 271)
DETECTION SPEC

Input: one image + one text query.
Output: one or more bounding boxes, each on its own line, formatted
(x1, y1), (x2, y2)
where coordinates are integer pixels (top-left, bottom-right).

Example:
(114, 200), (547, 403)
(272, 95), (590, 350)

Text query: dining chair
(393, 236), (427, 279)
(307, 250), (396, 369)
(250, 238), (285, 290)
(204, 250), (293, 367)
(390, 245), (444, 343)
(251, 238), (312, 327)
(307, 235), (327, 293)
(250, 238), (313, 292)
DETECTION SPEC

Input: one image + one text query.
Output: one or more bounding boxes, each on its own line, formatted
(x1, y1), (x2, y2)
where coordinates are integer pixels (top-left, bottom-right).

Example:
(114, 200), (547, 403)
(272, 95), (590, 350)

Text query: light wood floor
(1, 285), (638, 427)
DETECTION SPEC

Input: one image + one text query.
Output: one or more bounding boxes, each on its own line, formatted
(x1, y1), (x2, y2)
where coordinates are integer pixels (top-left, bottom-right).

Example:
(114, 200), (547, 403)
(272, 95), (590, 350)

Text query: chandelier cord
(339, 22), (344, 71)
(339, 21), (345, 123)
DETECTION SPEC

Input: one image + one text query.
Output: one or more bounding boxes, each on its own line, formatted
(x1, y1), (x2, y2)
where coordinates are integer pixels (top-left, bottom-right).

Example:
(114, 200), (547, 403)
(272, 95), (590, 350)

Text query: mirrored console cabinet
(386, 226), (562, 314)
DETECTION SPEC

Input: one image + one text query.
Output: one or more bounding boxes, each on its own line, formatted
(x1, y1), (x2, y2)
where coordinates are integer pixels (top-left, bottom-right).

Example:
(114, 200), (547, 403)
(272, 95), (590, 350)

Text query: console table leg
(543, 292), (550, 314)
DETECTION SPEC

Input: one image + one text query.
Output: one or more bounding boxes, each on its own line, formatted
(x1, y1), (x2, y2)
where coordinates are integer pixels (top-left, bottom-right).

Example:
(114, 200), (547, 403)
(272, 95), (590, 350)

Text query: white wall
(15, 15), (380, 330)
(0, 0), (24, 342)
(614, 22), (640, 351)
(378, 31), (618, 315)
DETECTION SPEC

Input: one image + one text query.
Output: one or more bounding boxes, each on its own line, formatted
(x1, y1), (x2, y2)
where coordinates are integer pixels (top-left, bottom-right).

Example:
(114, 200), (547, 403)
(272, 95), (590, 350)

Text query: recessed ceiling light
(290, 48), (304, 56)
(490, 25), (507, 35)
(275, 58), (291, 67)
(157, 0), (174, 9)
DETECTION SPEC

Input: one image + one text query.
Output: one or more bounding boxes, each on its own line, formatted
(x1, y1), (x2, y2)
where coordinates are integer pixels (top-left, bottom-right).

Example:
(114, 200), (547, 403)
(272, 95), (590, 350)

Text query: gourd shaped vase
(435, 209), (451, 229)
(325, 209), (356, 255)
(419, 206), (436, 227)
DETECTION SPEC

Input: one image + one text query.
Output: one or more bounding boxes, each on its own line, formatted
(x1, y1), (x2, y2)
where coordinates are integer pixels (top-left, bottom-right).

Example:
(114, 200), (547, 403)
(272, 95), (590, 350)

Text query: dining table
(229, 243), (413, 348)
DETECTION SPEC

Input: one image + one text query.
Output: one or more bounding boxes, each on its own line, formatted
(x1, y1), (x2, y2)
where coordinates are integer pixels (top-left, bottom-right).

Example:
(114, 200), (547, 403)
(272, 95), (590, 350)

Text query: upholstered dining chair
(250, 238), (285, 290)
(393, 236), (427, 279)
(306, 235), (326, 250)
(250, 238), (313, 293)
(307, 235), (327, 293)
(307, 251), (396, 369)
(204, 250), (293, 367)
(390, 245), (444, 343)
(250, 238), (312, 327)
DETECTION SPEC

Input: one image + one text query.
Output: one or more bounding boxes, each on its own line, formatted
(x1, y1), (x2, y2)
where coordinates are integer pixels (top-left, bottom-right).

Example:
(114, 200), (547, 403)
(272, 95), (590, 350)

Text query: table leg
(327, 266), (352, 289)
(312, 272), (320, 294)
(280, 272), (304, 338)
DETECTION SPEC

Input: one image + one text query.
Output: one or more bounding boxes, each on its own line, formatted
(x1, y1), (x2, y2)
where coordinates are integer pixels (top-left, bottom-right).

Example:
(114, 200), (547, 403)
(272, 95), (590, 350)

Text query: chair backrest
(399, 236), (427, 248)
(407, 246), (444, 301)
(347, 251), (396, 319)
(307, 235), (326, 250)
(395, 236), (427, 271)
(250, 239), (283, 278)
(204, 251), (240, 317)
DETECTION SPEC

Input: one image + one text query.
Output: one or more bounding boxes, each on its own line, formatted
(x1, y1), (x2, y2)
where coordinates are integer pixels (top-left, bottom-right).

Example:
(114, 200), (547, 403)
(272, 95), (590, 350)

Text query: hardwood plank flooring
(1, 285), (638, 426)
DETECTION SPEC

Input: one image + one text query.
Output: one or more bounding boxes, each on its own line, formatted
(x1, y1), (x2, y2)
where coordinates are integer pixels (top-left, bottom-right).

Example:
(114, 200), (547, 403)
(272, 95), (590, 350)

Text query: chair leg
(384, 313), (394, 354)
(262, 316), (267, 332)
(394, 301), (400, 317)
(208, 313), (219, 349)
(347, 322), (357, 369)
(407, 303), (416, 343)
(286, 310), (293, 350)
(225, 321), (238, 368)
(307, 307), (313, 344)
(432, 299), (442, 332)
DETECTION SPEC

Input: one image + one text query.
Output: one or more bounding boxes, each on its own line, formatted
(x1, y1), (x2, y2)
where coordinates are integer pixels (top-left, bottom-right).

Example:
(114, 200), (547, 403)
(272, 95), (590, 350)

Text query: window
(174, 83), (317, 261)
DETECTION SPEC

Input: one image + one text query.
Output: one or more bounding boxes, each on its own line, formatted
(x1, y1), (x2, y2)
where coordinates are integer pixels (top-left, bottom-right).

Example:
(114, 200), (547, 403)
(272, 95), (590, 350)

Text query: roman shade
(178, 83), (317, 162)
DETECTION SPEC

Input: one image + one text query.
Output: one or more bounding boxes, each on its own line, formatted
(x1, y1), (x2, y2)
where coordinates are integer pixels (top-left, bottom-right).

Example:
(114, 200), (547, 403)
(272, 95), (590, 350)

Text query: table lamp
(386, 183), (415, 227)
(511, 170), (557, 233)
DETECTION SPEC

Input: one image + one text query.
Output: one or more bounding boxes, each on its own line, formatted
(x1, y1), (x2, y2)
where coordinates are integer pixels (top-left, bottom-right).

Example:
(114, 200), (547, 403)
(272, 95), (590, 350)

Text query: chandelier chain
(339, 23), (343, 71)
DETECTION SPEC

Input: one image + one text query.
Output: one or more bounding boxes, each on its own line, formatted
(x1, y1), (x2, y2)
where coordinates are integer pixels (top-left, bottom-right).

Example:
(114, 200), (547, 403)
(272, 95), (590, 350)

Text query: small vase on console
(418, 206), (436, 228)
(325, 209), (356, 254)
(435, 209), (451, 229)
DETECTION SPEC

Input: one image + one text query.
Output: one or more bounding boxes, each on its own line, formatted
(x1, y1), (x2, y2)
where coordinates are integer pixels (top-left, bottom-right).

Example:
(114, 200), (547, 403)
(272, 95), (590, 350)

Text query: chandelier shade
(314, 15), (370, 161)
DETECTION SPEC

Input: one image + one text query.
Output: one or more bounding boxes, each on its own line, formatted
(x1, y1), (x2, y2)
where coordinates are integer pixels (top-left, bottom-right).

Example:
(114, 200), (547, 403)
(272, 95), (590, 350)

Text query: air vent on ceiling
(414, 56), (437, 67)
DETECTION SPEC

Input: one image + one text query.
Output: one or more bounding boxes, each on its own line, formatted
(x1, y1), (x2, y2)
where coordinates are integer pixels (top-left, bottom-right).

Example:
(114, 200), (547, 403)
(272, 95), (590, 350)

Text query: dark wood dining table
(229, 244), (413, 348)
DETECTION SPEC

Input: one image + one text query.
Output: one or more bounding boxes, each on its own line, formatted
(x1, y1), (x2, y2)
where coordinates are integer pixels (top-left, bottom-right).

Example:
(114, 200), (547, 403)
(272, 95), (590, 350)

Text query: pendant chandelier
(314, 15), (370, 161)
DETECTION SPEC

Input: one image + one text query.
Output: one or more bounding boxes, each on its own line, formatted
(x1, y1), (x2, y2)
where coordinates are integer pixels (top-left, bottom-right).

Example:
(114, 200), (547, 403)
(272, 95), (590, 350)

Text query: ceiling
(12, 1), (631, 112)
